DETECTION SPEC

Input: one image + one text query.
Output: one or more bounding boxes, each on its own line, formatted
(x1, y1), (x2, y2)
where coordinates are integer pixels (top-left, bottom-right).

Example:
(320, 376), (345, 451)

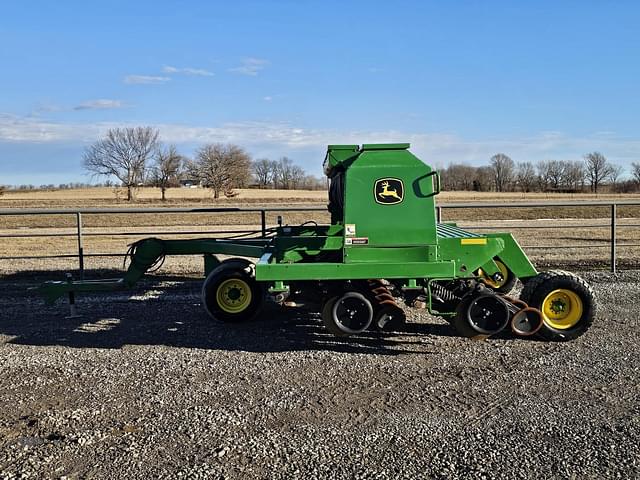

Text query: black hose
(123, 238), (166, 273)
(219, 227), (278, 239)
(299, 220), (318, 227)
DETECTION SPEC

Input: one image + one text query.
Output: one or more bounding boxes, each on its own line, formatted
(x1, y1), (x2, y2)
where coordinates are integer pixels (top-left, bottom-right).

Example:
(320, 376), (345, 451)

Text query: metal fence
(1, 200), (639, 276)
(434, 200), (640, 273)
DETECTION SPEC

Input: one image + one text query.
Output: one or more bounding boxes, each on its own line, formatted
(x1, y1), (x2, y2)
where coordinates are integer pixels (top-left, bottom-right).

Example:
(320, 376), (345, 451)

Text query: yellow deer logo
(378, 181), (401, 201)
(375, 178), (404, 204)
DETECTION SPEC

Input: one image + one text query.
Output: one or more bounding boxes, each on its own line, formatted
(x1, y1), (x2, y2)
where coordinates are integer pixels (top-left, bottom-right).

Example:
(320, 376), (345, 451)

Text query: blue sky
(1, 0), (639, 185)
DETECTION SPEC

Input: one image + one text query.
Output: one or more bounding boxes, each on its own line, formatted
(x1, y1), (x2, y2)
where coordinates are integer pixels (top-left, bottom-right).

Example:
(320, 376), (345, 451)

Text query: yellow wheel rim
(542, 289), (583, 330)
(216, 278), (252, 314)
(479, 260), (509, 289)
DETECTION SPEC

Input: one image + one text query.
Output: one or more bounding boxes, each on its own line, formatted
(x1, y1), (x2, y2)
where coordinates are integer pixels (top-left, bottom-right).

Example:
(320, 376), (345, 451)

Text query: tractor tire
(519, 270), (596, 341)
(321, 292), (373, 336)
(201, 259), (264, 323)
(478, 258), (517, 294)
(321, 296), (343, 336)
(452, 293), (510, 339)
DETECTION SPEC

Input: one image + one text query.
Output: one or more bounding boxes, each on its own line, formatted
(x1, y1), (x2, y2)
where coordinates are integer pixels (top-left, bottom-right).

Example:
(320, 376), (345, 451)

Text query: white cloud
(263, 96), (273, 102)
(2, 113), (640, 171)
(0, 113), (99, 142)
(229, 58), (269, 76)
(124, 75), (171, 85)
(162, 65), (214, 77)
(74, 99), (126, 111)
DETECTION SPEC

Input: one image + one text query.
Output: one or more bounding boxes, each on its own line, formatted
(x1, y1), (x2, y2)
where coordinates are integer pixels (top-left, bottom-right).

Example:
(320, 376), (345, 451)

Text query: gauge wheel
(452, 293), (510, 338)
(519, 270), (596, 341)
(478, 258), (517, 294)
(201, 260), (264, 322)
(322, 291), (373, 336)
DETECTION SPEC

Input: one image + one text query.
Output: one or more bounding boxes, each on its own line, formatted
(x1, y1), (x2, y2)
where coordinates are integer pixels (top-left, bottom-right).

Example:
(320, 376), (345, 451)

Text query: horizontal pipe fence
(1, 200), (639, 276)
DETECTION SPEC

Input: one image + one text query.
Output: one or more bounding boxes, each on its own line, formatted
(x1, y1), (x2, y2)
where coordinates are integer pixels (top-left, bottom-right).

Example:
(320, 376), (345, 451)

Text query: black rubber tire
(321, 296), (343, 336)
(452, 293), (510, 339)
(216, 257), (253, 270)
(519, 270), (596, 341)
(452, 296), (482, 338)
(321, 292), (373, 336)
(201, 260), (264, 323)
(479, 258), (517, 294)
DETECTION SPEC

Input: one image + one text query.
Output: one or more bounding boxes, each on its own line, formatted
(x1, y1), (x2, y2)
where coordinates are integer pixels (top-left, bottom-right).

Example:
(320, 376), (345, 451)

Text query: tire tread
(520, 270), (596, 341)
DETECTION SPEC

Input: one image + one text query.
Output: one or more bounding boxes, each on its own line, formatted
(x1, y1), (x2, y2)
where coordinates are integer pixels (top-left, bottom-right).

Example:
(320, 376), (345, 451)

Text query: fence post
(261, 210), (267, 237)
(436, 206), (442, 223)
(76, 212), (84, 280)
(610, 204), (617, 273)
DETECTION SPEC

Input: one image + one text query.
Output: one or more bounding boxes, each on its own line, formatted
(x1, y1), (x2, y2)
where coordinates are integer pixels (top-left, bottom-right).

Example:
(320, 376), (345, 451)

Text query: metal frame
(1, 200), (639, 274)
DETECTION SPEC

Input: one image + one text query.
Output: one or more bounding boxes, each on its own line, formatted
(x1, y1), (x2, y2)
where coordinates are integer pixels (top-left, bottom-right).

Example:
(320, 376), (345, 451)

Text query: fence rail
(1, 201), (639, 275)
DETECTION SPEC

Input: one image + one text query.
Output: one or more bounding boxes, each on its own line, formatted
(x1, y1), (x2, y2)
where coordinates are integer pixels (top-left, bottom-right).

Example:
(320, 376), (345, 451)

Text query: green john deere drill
(39, 143), (596, 341)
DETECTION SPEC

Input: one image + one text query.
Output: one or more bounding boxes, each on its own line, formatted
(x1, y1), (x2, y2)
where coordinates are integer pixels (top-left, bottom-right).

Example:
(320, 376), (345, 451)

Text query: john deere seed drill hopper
(39, 143), (596, 341)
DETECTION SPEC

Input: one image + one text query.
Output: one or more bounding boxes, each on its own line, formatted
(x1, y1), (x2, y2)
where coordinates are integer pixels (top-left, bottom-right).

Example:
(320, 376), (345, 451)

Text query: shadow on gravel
(0, 279), (483, 355)
(1, 269), (202, 284)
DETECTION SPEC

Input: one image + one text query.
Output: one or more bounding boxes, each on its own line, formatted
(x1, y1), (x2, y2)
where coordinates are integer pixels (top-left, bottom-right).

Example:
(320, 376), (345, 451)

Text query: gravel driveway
(0, 271), (638, 479)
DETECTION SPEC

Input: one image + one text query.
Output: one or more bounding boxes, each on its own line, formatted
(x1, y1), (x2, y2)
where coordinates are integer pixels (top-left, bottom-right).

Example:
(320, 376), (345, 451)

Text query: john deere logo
(374, 178), (404, 205)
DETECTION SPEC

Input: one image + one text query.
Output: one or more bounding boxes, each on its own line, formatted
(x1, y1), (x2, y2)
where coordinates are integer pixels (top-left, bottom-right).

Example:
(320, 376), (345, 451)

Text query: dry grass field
(1, 186), (639, 276)
(0, 186), (327, 209)
(3, 185), (640, 206)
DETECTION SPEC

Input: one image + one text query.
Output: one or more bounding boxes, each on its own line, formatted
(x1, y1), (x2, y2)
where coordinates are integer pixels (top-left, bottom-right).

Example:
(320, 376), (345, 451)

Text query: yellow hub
(216, 278), (252, 314)
(479, 260), (509, 289)
(542, 289), (583, 329)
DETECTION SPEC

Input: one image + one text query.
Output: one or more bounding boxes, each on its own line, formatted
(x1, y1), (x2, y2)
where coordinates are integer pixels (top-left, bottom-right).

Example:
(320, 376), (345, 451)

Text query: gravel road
(0, 271), (638, 479)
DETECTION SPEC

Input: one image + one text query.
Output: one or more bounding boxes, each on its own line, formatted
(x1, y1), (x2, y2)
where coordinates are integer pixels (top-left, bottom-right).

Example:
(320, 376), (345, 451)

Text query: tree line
(81, 126), (324, 201)
(1, 182), (110, 192)
(441, 153), (640, 193)
(4, 131), (640, 198)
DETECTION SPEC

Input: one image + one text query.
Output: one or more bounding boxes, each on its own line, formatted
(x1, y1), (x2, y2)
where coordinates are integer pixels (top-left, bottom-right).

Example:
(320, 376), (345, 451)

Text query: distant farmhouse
(180, 179), (201, 188)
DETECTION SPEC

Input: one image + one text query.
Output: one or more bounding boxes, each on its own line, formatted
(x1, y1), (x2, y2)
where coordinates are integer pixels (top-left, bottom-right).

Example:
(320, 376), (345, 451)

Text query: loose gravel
(0, 271), (639, 479)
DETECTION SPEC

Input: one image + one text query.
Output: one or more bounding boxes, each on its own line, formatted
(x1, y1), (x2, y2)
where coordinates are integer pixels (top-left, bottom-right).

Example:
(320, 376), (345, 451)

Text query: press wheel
(322, 291), (373, 336)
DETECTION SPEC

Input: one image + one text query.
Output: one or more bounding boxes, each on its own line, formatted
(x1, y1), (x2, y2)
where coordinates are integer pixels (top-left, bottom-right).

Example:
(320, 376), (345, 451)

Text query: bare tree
(442, 164), (477, 190)
(515, 162), (537, 192)
(563, 161), (585, 190)
(490, 153), (515, 192)
(301, 175), (326, 190)
(289, 165), (306, 189)
(608, 164), (624, 186)
(547, 160), (566, 189)
(83, 127), (159, 201)
(473, 166), (494, 191)
(632, 162), (640, 185)
(151, 145), (183, 201)
(252, 158), (276, 188)
(584, 152), (613, 193)
(536, 161), (551, 191)
(273, 157), (295, 189)
(190, 143), (251, 199)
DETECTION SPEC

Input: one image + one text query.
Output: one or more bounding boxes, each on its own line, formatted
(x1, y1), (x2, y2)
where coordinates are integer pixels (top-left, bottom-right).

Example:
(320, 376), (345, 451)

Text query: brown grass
(3, 185), (640, 205)
(0, 186), (326, 207)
